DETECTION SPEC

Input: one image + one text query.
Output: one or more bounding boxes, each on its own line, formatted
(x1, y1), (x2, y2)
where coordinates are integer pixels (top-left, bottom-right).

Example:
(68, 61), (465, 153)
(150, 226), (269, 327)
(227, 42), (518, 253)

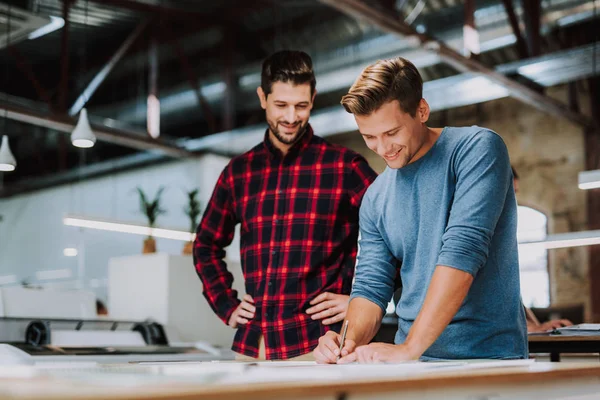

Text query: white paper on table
(558, 324), (600, 331)
(0, 366), (37, 378)
(220, 359), (535, 385)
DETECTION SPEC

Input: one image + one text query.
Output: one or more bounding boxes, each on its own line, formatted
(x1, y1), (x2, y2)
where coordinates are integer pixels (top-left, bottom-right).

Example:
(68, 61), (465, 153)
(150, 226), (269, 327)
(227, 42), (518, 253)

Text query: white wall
(0, 153), (241, 303)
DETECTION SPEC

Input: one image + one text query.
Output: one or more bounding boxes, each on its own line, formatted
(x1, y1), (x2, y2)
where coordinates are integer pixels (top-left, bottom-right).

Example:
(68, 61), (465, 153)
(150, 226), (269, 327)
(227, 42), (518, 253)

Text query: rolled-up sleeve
(193, 165), (241, 324)
(436, 131), (512, 277)
(350, 189), (397, 315)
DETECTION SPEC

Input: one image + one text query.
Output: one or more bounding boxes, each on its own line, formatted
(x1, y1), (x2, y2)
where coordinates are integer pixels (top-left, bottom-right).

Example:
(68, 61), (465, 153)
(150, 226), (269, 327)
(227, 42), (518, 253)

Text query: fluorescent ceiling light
(147, 94), (160, 138)
(63, 248), (78, 257)
(63, 215), (194, 242)
(519, 229), (600, 250)
(0, 275), (17, 285)
(36, 268), (72, 281)
(578, 169), (600, 190)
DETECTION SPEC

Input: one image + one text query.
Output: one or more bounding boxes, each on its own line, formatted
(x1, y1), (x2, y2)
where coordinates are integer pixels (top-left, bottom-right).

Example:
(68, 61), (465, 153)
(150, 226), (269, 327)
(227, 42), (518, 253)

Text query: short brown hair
(261, 50), (316, 97)
(341, 57), (423, 116)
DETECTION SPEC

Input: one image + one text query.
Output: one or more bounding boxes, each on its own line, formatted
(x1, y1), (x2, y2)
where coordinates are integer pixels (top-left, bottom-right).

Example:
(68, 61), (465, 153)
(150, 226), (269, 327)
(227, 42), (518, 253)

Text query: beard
(267, 119), (309, 146)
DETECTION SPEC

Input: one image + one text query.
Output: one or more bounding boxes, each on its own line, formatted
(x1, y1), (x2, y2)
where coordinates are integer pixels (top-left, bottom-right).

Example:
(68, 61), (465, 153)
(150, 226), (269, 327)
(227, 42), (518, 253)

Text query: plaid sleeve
(193, 165), (241, 325)
(347, 154), (378, 208)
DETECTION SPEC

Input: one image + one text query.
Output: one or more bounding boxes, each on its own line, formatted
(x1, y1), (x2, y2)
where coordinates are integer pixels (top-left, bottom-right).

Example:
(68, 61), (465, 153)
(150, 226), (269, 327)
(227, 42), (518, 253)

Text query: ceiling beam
(0, 152), (162, 199)
(318, 0), (595, 129)
(500, 0), (528, 59)
(0, 100), (196, 159)
(58, 0), (73, 113)
(89, 0), (267, 25)
(522, 0), (542, 57)
(69, 19), (150, 116)
(160, 19), (218, 133)
(89, 0), (213, 20)
(7, 46), (55, 112)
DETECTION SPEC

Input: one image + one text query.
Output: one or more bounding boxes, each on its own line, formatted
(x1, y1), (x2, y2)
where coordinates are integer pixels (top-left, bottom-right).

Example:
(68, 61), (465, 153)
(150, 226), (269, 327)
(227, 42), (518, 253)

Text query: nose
(284, 106), (296, 123)
(378, 138), (390, 155)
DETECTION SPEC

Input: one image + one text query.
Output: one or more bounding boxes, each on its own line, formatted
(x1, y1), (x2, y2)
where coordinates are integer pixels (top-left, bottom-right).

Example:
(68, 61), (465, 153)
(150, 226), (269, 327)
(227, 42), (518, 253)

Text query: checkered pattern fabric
(194, 126), (376, 359)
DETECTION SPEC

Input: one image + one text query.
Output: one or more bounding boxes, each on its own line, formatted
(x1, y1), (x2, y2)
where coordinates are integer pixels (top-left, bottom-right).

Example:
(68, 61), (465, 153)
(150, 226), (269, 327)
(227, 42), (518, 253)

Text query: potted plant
(136, 186), (166, 253)
(182, 189), (202, 255)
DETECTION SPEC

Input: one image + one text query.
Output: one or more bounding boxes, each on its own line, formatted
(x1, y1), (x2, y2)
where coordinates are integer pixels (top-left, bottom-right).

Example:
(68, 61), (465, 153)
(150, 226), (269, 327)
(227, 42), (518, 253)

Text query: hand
(228, 294), (255, 328)
(306, 292), (349, 325)
(338, 342), (419, 364)
(314, 330), (356, 364)
(539, 319), (573, 331)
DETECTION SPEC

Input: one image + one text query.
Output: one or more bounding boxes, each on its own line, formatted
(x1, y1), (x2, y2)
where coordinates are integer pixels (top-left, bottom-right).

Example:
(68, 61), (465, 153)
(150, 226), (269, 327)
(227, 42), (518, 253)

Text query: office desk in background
(528, 334), (600, 362)
(378, 317), (600, 363)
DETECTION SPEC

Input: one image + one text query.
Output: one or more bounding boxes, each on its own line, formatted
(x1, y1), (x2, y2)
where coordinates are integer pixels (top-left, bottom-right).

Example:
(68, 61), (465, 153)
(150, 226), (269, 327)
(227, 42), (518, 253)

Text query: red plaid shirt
(193, 125), (376, 359)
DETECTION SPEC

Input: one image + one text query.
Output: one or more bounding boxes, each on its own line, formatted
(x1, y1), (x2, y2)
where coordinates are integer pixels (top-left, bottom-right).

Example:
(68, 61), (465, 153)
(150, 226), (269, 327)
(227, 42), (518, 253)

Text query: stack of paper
(556, 324), (600, 336)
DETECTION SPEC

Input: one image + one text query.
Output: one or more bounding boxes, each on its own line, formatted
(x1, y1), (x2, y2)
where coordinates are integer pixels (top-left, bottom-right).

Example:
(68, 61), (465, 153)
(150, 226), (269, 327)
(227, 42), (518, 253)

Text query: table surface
(2, 361), (600, 400)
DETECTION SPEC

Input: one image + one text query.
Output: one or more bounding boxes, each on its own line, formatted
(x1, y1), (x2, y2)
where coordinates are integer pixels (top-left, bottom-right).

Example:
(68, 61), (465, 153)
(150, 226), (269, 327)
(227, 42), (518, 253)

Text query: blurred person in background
(512, 166), (573, 333)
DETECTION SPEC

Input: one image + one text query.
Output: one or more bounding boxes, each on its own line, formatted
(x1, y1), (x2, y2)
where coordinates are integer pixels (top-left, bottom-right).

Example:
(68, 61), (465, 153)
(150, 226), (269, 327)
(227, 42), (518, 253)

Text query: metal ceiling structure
(90, 0), (598, 127)
(318, 0), (592, 128)
(0, 97), (195, 158)
(2, 40), (597, 198)
(0, 0), (598, 197)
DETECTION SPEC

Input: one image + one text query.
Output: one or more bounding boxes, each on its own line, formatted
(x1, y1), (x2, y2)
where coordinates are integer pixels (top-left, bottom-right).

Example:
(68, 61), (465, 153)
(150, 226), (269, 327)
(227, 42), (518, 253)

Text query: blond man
(314, 58), (527, 363)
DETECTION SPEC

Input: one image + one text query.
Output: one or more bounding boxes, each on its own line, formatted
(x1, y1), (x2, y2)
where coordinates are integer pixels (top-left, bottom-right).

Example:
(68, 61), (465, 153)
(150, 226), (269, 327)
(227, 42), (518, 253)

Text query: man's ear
(257, 87), (267, 110)
(417, 98), (430, 123)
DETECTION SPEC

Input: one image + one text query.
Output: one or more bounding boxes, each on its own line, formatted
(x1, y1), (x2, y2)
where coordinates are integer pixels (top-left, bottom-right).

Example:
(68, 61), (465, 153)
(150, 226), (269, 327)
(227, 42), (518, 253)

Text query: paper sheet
(558, 324), (600, 331)
(0, 359), (535, 387)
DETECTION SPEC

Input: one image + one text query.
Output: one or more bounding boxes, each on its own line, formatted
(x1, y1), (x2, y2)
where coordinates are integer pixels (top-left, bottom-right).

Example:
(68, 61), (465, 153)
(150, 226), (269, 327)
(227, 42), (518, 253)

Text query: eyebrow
(361, 126), (401, 136)
(274, 101), (310, 105)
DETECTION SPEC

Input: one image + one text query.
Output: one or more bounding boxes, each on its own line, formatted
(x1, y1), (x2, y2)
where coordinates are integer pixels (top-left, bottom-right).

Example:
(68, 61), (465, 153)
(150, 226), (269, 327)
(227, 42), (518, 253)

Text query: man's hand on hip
(228, 294), (255, 328)
(306, 292), (349, 325)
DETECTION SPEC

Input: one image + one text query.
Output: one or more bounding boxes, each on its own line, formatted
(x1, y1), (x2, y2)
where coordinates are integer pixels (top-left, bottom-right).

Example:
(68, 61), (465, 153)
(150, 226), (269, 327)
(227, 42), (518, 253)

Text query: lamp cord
(3, 4), (11, 125)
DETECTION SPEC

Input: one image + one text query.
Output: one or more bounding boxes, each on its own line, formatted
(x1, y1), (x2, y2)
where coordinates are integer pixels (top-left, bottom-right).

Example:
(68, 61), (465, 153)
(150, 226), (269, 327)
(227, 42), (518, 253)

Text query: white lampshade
(71, 108), (96, 148)
(0, 135), (17, 172)
(579, 169), (600, 190)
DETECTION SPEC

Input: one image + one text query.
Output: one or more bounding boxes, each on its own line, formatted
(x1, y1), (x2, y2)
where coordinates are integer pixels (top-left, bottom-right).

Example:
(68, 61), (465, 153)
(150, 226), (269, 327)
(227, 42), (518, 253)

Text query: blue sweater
(351, 126), (528, 360)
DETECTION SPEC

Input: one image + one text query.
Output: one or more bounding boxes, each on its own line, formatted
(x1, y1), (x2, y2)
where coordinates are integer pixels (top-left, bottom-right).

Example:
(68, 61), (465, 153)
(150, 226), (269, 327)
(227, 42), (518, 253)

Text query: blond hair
(341, 57), (423, 116)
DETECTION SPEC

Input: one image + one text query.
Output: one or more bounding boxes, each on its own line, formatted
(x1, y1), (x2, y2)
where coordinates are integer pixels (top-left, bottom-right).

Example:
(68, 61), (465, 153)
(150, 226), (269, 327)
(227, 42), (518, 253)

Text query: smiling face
(257, 81), (315, 151)
(356, 99), (431, 169)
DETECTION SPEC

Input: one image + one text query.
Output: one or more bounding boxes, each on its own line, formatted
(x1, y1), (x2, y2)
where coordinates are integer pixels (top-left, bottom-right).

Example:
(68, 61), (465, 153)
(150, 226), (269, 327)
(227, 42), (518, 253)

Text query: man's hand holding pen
(314, 327), (356, 364)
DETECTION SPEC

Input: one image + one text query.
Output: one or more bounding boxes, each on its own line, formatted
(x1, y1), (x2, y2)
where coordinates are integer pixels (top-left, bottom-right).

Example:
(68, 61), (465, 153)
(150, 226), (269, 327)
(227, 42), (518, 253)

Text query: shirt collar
(263, 124), (314, 160)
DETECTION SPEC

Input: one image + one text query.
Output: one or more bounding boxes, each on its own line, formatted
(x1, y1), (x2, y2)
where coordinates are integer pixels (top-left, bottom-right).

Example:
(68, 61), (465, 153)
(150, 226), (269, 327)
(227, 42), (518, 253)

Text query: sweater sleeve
(436, 130), (513, 277)
(350, 188), (398, 315)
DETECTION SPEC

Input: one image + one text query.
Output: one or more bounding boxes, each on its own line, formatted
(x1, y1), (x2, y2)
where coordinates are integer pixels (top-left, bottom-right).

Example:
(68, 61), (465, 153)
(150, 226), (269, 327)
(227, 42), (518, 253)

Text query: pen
(338, 320), (349, 360)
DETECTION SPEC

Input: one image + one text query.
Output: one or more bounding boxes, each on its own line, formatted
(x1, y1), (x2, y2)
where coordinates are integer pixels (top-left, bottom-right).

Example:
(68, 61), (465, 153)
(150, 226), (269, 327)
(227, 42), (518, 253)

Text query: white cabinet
(108, 253), (245, 347)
